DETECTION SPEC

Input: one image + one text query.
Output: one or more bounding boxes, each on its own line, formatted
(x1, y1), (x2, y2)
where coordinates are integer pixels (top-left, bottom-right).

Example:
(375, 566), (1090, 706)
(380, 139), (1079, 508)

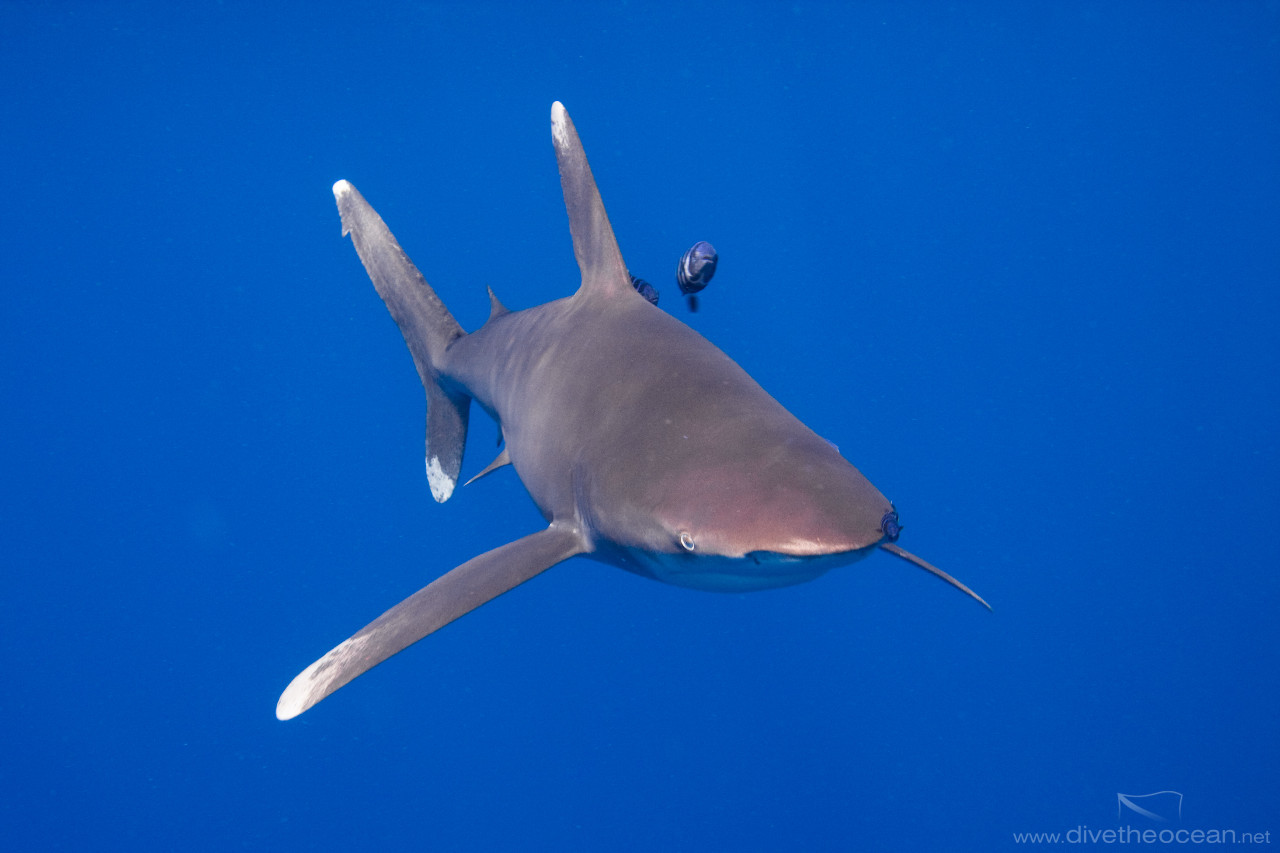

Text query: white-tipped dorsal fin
(550, 101), (637, 303)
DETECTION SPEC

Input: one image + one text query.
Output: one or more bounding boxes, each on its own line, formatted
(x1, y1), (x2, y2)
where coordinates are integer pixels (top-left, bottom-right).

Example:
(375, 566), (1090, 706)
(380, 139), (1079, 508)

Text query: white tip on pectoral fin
(276, 632), (375, 721)
(275, 523), (589, 719)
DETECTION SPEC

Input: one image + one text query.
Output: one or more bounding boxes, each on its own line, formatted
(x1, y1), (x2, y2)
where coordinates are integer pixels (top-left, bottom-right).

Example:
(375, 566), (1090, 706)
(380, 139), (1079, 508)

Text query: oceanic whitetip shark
(276, 102), (989, 721)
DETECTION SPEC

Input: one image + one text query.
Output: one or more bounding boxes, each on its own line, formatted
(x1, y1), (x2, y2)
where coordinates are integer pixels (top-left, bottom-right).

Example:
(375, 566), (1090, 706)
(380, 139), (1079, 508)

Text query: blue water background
(3, 2), (1277, 849)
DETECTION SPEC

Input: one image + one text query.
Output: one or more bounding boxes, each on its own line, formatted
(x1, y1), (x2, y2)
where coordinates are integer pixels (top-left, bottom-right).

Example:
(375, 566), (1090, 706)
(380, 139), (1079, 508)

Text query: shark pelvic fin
(464, 447), (512, 486)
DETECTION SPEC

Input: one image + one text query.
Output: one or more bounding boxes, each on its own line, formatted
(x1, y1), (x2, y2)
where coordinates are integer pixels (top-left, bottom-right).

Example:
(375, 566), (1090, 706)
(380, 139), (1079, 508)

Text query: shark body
(276, 102), (987, 721)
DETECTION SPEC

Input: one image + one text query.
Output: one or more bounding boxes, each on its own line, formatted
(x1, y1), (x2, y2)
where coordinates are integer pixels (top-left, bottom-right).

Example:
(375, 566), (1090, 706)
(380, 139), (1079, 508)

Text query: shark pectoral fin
(276, 523), (588, 720)
(550, 102), (635, 302)
(463, 447), (511, 487)
(880, 543), (993, 611)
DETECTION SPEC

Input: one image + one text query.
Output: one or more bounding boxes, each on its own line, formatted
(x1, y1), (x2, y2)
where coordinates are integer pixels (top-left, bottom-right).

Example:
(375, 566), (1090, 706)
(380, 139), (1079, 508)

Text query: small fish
(629, 273), (660, 305)
(676, 240), (718, 312)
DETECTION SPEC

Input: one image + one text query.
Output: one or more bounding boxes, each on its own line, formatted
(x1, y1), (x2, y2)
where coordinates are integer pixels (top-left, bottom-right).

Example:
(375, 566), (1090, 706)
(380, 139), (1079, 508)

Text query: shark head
(581, 423), (899, 592)
(616, 446), (985, 605)
(652, 440), (893, 561)
(642, 438), (988, 606)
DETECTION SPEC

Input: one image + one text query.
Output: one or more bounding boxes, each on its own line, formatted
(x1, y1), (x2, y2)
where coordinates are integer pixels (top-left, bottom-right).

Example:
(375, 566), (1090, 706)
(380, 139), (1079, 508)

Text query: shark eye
(678, 531), (696, 552)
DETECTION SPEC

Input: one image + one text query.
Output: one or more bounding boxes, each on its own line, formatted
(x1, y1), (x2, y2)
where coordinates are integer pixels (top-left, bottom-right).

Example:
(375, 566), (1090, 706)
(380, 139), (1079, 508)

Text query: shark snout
(654, 465), (893, 561)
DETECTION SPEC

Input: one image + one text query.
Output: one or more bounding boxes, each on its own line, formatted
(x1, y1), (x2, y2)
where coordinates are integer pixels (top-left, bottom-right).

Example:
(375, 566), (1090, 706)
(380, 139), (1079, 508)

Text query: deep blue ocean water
(3, 2), (1277, 850)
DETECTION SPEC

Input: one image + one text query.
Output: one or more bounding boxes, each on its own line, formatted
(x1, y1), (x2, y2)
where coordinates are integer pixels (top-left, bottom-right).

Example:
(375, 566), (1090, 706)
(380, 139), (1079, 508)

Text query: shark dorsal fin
(485, 285), (510, 322)
(551, 102), (636, 302)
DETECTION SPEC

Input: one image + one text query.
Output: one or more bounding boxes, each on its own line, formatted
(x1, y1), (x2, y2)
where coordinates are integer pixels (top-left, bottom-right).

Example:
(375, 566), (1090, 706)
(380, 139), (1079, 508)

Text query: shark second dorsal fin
(486, 286), (510, 322)
(551, 102), (637, 303)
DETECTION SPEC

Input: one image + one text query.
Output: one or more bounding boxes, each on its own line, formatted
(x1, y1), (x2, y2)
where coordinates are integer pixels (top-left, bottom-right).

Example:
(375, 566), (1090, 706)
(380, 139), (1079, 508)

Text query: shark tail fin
(333, 180), (470, 502)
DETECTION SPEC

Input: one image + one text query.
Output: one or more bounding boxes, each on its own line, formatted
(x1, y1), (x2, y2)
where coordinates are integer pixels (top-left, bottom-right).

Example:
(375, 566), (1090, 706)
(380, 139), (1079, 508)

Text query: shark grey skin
(276, 102), (988, 721)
